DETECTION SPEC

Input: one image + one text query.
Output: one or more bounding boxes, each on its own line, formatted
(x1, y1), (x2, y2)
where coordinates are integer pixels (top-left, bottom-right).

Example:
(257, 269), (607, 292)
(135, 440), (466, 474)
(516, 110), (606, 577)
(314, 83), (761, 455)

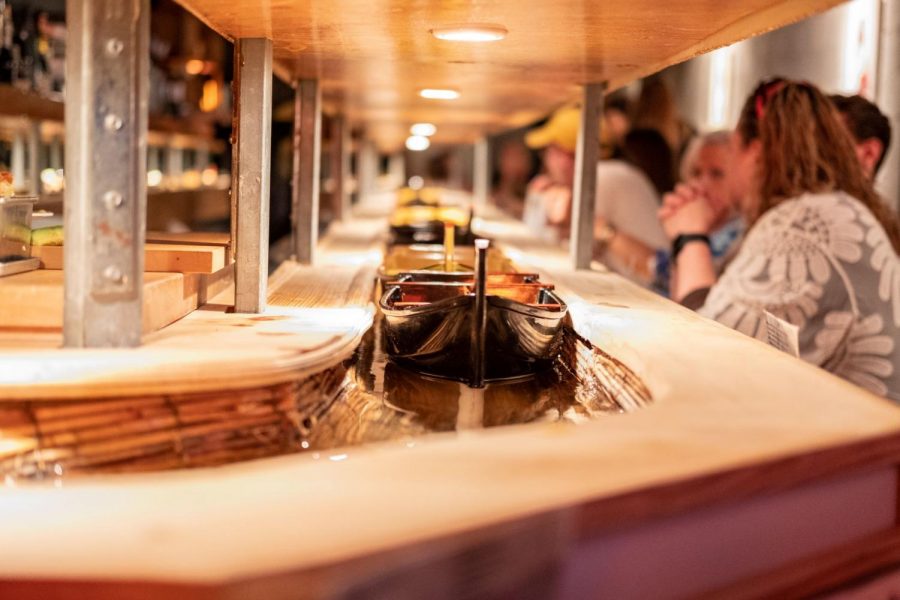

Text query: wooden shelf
(0, 85), (63, 122)
(1, 231), (234, 334)
(0, 266), (233, 335)
(0, 84), (223, 147)
(34, 188), (231, 229)
(31, 243), (228, 273)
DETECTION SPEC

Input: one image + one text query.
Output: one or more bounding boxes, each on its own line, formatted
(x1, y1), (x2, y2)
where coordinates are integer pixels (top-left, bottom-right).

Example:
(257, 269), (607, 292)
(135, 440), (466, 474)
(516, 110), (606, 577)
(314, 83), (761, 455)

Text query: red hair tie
(755, 80), (787, 121)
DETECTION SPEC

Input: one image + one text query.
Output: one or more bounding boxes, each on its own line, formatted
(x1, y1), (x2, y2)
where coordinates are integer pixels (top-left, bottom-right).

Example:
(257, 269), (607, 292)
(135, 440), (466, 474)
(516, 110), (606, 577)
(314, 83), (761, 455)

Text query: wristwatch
(672, 233), (711, 262)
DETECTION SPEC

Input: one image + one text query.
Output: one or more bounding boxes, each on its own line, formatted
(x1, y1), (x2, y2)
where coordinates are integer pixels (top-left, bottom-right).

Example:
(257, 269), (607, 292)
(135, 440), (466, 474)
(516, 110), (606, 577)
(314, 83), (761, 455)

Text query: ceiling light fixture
(410, 123), (437, 136)
(419, 88), (460, 100)
(405, 135), (431, 151)
(431, 24), (508, 42)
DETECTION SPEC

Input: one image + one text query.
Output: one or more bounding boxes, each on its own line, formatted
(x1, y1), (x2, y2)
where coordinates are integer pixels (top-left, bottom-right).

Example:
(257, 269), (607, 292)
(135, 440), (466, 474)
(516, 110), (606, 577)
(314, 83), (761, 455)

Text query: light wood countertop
(1, 195), (899, 596)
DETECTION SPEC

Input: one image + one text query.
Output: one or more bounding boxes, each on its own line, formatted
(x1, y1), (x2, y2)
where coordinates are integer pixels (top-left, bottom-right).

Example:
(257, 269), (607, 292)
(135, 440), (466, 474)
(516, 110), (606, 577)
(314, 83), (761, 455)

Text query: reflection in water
(455, 385), (484, 431)
(300, 315), (652, 452)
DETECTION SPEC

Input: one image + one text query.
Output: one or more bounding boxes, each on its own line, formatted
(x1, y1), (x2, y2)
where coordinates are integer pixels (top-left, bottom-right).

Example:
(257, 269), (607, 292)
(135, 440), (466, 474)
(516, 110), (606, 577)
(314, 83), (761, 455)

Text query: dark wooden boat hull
(386, 272), (539, 284)
(380, 287), (567, 383)
(389, 222), (475, 246)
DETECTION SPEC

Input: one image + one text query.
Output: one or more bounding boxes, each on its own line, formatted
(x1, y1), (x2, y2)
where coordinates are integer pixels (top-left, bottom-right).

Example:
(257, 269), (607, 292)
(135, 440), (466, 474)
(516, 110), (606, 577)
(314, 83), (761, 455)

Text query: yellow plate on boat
(390, 206), (469, 228)
(381, 244), (514, 276)
(395, 187), (442, 207)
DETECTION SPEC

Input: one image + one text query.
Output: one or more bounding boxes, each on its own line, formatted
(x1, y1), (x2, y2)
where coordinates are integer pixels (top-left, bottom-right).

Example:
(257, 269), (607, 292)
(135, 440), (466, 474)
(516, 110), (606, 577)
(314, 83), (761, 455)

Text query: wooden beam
(32, 244), (227, 274)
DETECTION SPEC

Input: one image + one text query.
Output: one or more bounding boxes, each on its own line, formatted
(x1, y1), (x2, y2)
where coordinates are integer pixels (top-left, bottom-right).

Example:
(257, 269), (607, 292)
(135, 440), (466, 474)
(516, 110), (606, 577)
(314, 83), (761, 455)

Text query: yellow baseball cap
(525, 105), (581, 152)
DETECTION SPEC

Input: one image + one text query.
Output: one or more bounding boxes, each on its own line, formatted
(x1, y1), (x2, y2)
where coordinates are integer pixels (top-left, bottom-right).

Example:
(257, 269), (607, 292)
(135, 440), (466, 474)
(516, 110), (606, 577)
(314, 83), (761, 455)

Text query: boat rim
(379, 284), (567, 319)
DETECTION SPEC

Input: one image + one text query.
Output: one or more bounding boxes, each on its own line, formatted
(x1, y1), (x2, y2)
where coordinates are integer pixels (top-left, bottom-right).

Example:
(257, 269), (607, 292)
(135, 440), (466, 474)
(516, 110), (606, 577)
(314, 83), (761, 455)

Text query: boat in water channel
(379, 239), (568, 387)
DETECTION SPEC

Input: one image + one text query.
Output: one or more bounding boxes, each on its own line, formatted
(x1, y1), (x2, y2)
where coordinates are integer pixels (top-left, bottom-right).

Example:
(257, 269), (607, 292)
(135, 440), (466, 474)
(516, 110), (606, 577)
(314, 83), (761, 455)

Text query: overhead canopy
(176, 0), (845, 151)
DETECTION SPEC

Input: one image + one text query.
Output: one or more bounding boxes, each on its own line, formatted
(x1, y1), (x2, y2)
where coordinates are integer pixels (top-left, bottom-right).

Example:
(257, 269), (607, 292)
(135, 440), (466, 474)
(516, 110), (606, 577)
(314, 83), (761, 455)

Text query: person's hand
(659, 182), (702, 220)
(526, 174), (554, 194)
(542, 185), (572, 226)
(659, 183), (716, 240)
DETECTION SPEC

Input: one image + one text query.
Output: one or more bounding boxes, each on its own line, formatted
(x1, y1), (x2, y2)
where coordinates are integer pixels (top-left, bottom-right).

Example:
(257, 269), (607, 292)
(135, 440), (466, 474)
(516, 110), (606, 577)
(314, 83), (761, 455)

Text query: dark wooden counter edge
(2, 431), (900, 600)
(699, 526), (900, 599)
(576, 428), (900, 535)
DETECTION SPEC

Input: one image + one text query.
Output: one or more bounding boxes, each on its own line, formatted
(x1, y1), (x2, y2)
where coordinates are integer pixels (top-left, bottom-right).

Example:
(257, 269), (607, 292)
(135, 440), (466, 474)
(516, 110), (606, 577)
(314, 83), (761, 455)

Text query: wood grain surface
(700, 526), (900, 599)
(31, 243), (226, 273)
(0, 218), (383, 399)
(144, 231), (231, 248)
(174, 0), (842, 149)
(0, 268), (232, 334)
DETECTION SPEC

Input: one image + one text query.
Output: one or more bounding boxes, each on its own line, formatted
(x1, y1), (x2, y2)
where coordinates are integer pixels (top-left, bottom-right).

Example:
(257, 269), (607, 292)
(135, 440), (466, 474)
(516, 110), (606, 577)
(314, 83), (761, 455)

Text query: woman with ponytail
(660, 78), (900, 401)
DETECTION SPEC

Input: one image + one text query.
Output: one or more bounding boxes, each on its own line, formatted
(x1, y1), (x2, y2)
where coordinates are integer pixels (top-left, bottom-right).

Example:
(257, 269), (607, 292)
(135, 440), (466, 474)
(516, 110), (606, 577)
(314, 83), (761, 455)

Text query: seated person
(618, 128), (676, 196)
(830, 93), (892, 182)
(660, 79), (900, 401)
(523, 105), (667, 285)
(491, 140), (535, 219)
(655, 131), (743, 296)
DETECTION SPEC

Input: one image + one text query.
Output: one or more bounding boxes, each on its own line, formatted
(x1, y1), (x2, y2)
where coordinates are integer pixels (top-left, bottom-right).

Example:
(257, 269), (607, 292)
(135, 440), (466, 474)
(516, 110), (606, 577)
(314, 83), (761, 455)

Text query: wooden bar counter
(1, 194), (899, 598)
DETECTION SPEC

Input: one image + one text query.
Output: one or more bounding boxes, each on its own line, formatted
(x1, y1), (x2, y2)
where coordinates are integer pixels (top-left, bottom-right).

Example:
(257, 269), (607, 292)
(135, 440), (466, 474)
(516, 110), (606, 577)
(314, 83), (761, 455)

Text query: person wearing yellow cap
(523, 104), (668, 285)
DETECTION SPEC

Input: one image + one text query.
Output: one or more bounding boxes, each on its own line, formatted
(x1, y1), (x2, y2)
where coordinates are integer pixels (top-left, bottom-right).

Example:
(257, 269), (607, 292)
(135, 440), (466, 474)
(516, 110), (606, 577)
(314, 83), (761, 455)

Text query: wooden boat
(396, 187), (442, 207)
(380, 240), (567, 387)
(380, 243), (515, 277)
(389, 204), (474, 245)
(390, 271), (541, 284)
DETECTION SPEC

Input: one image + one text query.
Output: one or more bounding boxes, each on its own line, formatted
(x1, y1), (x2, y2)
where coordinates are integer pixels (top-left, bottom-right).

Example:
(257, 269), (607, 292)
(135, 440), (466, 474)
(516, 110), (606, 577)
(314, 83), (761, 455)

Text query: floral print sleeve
(698, 192), (900, 402)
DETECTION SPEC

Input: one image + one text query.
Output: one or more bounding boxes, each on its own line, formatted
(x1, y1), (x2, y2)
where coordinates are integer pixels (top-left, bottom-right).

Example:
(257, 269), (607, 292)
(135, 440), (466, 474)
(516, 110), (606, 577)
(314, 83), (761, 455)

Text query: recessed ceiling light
(419, 88), (460, 100)
(406, 135), (431, 151)
(410, 123), (437, 136)
(431, 24), (508, 42)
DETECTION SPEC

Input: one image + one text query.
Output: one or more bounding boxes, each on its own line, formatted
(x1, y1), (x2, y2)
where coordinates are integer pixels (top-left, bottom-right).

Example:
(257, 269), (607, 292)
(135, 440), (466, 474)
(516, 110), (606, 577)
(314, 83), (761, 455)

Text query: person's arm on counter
(659, 183), (717, 304)
(594, 218), (657, 284)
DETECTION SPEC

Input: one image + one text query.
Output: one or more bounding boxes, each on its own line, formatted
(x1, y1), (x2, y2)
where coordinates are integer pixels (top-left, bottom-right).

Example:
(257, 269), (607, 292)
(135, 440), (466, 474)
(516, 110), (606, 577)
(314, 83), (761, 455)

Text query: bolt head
(102, 265), (125, 284)
(104, 114), (124, 131)
(103, 190), (124, 209)
(106, 38), (124, 56)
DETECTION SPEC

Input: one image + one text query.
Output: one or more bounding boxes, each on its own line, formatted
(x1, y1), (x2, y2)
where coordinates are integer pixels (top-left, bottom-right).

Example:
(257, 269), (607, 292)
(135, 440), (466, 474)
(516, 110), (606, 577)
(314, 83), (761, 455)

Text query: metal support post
(388, 152), (405, 187)
(27, 122), (40, 195)
(473, 137), (490, 209)
(231, 38), (273, 313)
(10, 132), (25, 192)
(197, 146), (211, 172)
(49, 136), (63, 169)
(877, 0), (900, 208)
(292, 79), (321, 264)
(357, 139), (378, 200)
(330, 115), (351, 221)
(165, 146), (184, 184)
(64, 0), (149, 347)
(570, 82), (604, 270)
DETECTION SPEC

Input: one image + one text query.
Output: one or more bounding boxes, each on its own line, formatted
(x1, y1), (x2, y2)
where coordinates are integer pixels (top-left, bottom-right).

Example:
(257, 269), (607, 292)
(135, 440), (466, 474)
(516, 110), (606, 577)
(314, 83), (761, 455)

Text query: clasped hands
(658, 182), (718, 240)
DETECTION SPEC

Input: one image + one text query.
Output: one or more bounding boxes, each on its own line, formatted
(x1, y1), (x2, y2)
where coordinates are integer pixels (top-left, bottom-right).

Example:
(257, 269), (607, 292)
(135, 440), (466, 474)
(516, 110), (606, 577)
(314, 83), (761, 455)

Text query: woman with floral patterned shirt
(660, 79), (900, 402)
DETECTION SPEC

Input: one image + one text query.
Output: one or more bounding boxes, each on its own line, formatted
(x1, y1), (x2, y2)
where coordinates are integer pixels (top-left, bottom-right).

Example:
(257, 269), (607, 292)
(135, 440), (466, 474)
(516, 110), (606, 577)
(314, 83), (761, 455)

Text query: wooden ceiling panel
(177, 0), (845, 150)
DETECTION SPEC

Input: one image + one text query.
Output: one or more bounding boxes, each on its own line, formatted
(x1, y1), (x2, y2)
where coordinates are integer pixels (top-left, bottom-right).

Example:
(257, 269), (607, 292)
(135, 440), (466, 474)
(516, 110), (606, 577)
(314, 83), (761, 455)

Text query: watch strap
(672, 233), (711, 262)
